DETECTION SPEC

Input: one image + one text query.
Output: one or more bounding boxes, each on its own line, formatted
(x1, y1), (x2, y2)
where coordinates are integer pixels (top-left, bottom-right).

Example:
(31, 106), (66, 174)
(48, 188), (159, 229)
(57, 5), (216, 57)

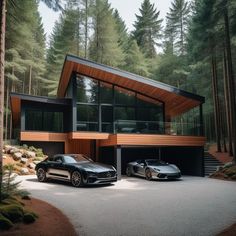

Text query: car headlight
(153, 168), (160, 172)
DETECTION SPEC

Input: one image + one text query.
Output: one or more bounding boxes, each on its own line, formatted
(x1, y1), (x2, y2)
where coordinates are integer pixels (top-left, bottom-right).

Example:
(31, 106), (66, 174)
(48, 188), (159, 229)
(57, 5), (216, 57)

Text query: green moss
(23, 211), (38, 224)
(1, 198), (24, 206)
(0, 213), (13, 230)
(0, 204), (24, 223)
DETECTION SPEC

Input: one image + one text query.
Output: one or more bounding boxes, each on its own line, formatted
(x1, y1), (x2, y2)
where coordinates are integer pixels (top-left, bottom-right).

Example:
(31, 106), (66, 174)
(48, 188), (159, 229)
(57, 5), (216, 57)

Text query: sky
(39, 0), (173, 44)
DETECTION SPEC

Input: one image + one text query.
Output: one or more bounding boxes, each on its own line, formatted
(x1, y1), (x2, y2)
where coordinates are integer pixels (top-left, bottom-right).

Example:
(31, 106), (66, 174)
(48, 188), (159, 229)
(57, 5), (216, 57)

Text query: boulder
(27, 163), (36, 169)
(13, 152), (23, 161)
(9, 147), (20, 154)
(20, 168), (29, 175)
(33, 161), (41, 165)
(3, 155), (7, 159)
(4, 145), (12, 154)
(25, 151), (36, 159)
(20, 158), (28, 164)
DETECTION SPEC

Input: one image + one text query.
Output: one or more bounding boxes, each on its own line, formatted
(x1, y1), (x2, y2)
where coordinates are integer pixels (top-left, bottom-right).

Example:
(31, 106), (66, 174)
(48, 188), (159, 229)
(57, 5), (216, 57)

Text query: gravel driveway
(18, 176), (236, 236)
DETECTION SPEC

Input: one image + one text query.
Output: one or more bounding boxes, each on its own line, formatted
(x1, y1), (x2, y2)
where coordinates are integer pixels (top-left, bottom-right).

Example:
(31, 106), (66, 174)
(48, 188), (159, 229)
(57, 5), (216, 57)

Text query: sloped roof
(58, 54), (204, 117)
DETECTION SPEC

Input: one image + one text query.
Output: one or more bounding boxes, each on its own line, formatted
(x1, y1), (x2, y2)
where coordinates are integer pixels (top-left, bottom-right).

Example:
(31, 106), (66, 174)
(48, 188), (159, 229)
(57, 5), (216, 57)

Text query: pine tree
(132, 0), (162, 58)
(46, 2), (82, 95)
(113, 9), (129, 51)
(89, 0), (124, 67)
(123, 40), (149, 77)
(167, 0), (191, 55)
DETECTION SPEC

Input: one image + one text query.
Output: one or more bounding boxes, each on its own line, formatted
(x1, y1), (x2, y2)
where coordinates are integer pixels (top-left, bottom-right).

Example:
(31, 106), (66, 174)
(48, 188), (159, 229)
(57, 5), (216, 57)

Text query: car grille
(97, 171), (116, 178)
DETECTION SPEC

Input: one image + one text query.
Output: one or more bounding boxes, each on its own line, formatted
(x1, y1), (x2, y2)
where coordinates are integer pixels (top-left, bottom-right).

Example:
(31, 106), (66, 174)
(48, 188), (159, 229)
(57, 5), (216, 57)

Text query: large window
(25, 110), (63, 132)
(100, 82), (113, 104)
(77, 104), (98, 131)
(114, 87), (135, 105)
(76, 74), (164, 134)
(77, 76), (98, 103)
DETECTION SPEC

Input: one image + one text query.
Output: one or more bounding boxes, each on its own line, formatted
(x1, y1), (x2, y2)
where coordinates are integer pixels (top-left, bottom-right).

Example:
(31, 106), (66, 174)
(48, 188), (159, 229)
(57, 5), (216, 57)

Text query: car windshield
(64, 154), (93, 163)
(146, 160), (167, 166)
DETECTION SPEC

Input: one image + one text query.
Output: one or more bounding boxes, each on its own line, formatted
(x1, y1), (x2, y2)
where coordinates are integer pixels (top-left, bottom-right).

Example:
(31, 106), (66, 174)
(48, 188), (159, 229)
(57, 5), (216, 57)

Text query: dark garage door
(99, 146), (204, 177)
(21, 141), (64, 157)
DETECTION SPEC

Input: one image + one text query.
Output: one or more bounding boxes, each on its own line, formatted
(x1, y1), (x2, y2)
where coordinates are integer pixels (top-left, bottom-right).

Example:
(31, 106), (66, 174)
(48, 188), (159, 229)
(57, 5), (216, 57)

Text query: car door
(47, 156), (70, 179)
(136, 160), (146, 176)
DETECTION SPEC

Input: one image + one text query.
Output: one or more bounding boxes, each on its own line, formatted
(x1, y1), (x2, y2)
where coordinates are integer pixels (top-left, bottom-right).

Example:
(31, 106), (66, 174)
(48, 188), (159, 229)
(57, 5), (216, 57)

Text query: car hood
(149, 165), (179, 173)
(70, 162), (115, 172)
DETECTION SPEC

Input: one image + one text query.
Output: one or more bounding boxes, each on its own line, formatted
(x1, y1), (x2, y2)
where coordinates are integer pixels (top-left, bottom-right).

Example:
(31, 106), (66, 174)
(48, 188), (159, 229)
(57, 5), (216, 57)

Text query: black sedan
(35, 154), (117, 187)
(126, 159), (181, 180)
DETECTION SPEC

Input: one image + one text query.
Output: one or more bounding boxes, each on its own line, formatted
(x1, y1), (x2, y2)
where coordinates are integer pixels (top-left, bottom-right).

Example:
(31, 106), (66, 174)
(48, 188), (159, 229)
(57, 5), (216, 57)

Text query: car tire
(71, 171), (84, 187)
(126, 166), (132, 177)
(37, 168), (47, 182)
(145, 168), (152, 181)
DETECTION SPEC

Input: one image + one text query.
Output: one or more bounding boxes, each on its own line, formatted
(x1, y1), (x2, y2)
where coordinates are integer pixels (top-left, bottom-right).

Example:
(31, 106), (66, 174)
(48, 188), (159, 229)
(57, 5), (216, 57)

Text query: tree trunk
(84, 0), (88, 58)
(28, 65), (32, 95)
(0, 0), (6, 201)
(224, 8), (236, 162)
(211, 56), (221, 152)
(4, 74), (9, 140)
(223, 50), (233, 155)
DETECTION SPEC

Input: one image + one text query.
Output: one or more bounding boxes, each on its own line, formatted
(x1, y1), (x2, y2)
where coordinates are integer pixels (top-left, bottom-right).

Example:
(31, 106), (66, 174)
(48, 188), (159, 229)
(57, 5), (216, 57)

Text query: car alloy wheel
(126, 167), (132, 177)
(37, 168), (47, 182)
(71, 171), (83, 187)
(145, 169), (152, 181)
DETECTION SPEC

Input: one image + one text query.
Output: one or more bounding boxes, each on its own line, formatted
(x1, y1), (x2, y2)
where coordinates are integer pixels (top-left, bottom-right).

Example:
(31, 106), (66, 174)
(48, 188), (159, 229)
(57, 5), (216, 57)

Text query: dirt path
(1, 198), (77, 236)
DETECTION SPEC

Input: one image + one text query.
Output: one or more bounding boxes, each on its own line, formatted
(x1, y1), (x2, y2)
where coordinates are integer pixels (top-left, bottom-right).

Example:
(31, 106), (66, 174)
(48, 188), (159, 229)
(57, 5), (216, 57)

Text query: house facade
(10, 55), (206, 179)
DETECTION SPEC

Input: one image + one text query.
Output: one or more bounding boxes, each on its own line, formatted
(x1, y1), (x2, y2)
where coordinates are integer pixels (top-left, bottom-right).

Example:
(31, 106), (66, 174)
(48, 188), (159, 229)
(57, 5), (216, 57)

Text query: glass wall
(76, 75), (164, 134)
(25, 109), (63, 132)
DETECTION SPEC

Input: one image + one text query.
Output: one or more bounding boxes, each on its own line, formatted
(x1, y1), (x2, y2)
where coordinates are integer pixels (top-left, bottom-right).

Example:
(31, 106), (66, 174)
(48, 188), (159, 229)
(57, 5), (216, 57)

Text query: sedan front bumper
(86, 176), (117, 185)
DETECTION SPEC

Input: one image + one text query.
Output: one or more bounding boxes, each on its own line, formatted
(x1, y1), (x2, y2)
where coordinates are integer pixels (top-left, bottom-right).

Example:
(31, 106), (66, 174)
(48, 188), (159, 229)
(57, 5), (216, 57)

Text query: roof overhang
(10, 93), (71, 126)
(58, 55), (204, 117)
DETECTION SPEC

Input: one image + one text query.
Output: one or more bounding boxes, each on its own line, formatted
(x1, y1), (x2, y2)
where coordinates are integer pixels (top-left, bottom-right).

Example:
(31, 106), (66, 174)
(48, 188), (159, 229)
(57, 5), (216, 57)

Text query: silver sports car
(126, 159), (181, 180)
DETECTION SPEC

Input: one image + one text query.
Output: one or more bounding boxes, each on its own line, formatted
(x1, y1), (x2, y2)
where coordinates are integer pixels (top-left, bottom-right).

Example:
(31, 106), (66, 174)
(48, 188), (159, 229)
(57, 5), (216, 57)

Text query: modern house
(10, 55), (206, 179)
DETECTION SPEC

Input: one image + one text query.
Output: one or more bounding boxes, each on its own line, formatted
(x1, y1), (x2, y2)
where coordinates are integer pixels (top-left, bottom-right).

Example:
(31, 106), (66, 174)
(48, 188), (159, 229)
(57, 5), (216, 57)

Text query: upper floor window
(77, 76), (98, 104)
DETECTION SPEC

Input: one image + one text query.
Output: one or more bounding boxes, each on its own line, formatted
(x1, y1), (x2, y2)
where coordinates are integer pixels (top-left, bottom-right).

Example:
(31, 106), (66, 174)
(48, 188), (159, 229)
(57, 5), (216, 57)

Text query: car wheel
(145, 169), (152, 180)
(126, 166), (132, 177)
(37, 168), (47, 182)
(71, 171), (83, 187)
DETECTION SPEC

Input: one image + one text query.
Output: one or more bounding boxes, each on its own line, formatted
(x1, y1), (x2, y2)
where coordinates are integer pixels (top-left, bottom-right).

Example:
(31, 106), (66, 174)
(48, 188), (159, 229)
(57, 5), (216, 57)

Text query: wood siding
(100, 134), (206, 147)
(20, 132), (67, 142)
(65, 139), (93, 158)
(69, 132), (109, 140)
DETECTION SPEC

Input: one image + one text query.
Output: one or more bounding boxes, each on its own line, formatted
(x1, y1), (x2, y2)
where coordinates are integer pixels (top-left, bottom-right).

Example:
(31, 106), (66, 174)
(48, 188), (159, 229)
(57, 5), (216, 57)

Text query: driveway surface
(18, 176), (236, 236)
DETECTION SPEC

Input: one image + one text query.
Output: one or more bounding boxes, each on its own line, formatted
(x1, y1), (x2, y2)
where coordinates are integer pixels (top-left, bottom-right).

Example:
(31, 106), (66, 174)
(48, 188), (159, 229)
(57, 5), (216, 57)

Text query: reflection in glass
(77, 76), (98, 103)
(100, 82), (113, 104)
(25, 110), (63, 132)
(77, 104), (98, 131)
(114, 86), (135, 105)
(101, 106), (113, 132)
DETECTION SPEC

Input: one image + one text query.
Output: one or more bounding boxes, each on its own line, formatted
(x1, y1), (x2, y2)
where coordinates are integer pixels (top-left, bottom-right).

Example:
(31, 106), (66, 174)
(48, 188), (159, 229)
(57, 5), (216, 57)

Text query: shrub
(0, 204), (24, 223)
(23, 211), (38, 224)
(0, 213), (13, 230)
(1, 164), (30, 201)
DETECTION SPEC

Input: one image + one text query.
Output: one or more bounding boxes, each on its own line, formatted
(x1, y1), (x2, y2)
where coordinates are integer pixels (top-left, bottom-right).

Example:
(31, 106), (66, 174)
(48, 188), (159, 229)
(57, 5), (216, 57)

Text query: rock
(13, 152), (23, 161)
(20, 158), (28, 164)
(3, 155), (7, 159)
(33, 161), (41, 165)
(25, 151), (36, 158)
(27, 163), (36, 169)
(20, 168), (29, 175)
(9, 147), (20, 154)
(4, 145), (12, 153)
